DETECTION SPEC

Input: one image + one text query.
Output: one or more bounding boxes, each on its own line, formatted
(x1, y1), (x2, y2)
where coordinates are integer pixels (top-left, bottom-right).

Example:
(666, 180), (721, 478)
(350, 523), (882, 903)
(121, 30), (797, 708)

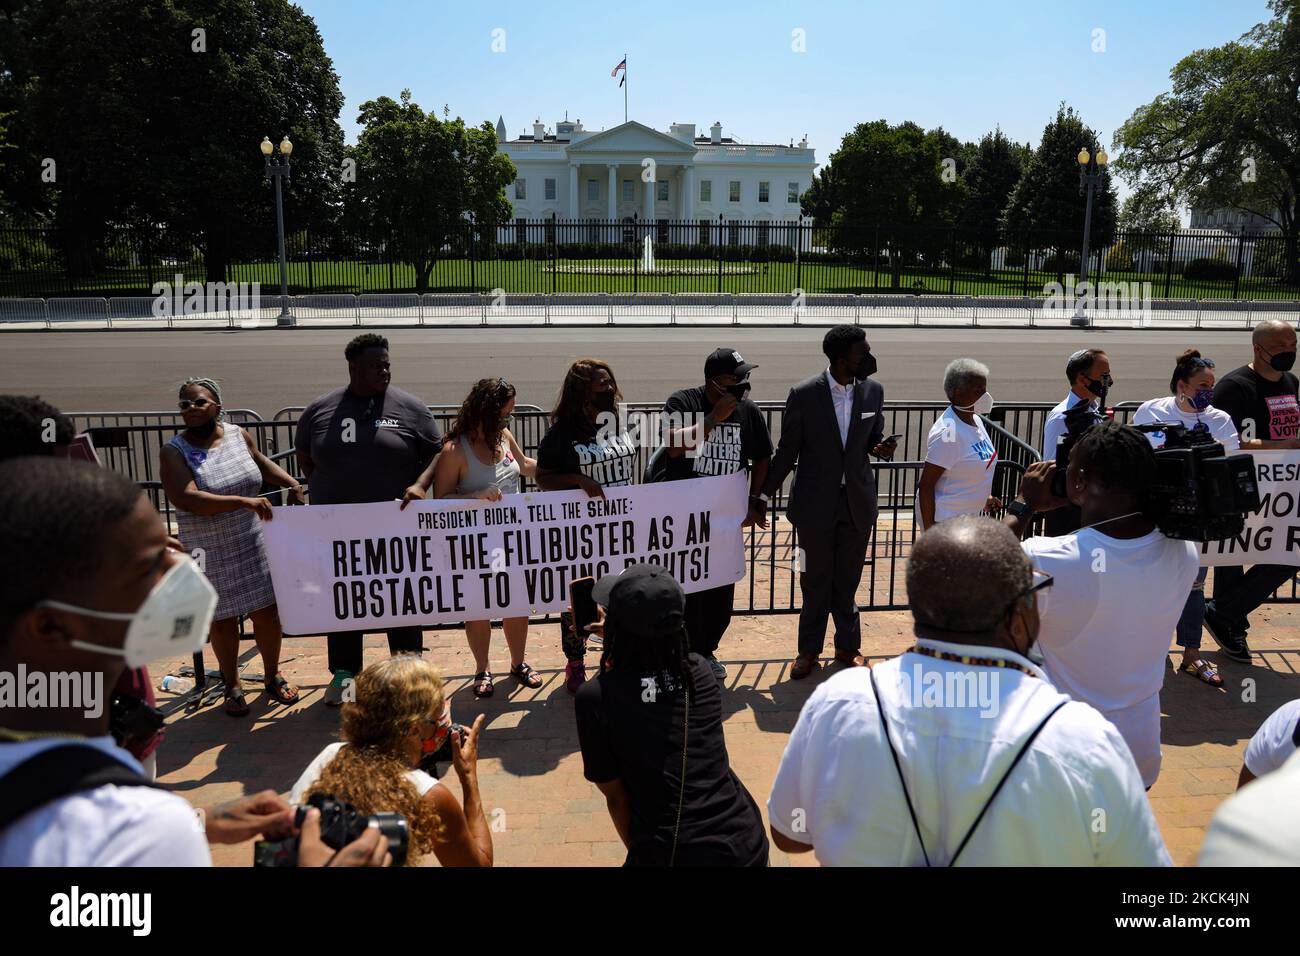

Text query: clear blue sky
(299, 0), (1269, 190)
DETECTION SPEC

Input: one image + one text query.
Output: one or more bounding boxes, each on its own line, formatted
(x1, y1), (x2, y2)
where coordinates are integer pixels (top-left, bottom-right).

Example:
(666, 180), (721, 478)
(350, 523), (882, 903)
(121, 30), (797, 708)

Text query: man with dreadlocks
(1004, 421), (1199, 789)
(573, 563), (768, 866)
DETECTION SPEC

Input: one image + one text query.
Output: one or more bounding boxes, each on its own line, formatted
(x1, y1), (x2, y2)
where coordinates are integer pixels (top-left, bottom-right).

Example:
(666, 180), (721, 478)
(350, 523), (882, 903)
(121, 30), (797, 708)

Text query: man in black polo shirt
(295, 333), (442, 703)
(658, 348), (772, 681)
(1207, 320), (1300, 661)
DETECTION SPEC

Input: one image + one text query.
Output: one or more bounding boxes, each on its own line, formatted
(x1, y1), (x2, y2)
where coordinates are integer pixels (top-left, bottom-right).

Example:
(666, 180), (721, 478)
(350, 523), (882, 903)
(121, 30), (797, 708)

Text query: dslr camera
(253, 793), (409, 867)
(1132, 421), (1261, 541)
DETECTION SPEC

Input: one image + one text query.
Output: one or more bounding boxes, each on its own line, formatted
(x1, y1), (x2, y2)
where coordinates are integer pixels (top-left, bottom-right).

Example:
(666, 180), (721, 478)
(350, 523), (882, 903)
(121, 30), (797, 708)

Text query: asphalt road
(0, 325), (1268, 416)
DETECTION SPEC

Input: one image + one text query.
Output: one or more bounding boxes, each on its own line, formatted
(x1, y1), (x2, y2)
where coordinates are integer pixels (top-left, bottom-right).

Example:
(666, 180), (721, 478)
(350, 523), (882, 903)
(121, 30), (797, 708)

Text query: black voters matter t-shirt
(295, 385), (442, 505)
(660, 387), (774, 481)
(537, 417), (638, 487)
(574, 653), (769, 866)
(1212, 365), (1300, 442)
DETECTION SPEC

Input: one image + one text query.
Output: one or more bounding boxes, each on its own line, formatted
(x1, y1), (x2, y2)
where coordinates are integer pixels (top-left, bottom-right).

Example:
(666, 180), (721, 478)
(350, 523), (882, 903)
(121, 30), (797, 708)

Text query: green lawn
(4, 257), (1298, 301)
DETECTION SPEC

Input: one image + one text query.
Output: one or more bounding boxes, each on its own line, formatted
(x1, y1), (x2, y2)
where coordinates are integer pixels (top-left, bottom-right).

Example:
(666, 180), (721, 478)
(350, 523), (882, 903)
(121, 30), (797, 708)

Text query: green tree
(0, 0), (346, 282)
(346, 91), (515, 293)
(810, 120), (967, 288)
(1117, 185), (1181, 257)
(1003, 103), (1118, 273)
(1113, 0), (1300, 285)
(956, 127), (1030, 267)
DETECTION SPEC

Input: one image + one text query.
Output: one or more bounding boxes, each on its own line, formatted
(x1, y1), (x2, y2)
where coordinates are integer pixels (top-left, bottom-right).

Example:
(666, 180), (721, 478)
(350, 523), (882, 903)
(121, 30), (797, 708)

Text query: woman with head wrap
(159, 377), (306, 715)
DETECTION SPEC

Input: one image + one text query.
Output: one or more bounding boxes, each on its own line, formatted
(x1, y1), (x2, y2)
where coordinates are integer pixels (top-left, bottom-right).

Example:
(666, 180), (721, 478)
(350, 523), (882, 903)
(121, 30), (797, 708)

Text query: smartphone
(569, 576), (598, 636)
(885, 433), (903, 444)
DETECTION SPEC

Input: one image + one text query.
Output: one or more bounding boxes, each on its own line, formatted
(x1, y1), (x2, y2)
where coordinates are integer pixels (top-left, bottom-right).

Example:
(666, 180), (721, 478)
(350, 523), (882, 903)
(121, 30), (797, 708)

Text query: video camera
(253, 793), (409, 867)
(1050, 400), (1109, 498)
(1132, 422), (1261, 541)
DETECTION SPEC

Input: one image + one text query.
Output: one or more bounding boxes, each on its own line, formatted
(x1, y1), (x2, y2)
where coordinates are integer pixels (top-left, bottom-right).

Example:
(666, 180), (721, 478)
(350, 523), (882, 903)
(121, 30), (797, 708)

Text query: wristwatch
(1006, 498), (1034, 521)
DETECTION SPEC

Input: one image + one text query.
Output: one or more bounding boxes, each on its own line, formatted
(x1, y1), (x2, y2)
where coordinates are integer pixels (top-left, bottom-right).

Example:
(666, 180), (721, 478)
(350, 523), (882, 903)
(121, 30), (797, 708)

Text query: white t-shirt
(767, 640), (1170, 866)
(1042, 392), (1095, 461)
(921, 407), (997, 525)
(1243, 698), (1300, 779)
(1022, 529), (1199, 788)
(1199, 748), (1300, 866)
(289, 742), (444, 805)
(1132, 396), (1240, 452)
(0, 736), (211, 866)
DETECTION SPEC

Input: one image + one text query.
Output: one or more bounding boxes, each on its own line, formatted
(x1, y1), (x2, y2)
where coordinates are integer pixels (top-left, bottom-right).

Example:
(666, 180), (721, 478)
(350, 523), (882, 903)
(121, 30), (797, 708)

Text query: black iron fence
(65, 399), (1300, 619)
(5, 220), (1297, 301)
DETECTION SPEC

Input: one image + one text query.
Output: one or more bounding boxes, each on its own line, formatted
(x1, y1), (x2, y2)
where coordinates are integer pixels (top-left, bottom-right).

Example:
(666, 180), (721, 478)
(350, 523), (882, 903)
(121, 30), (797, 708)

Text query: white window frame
(544, 178), (556, 201)
(759, 181), (769, 203)
(729, 180), (741, 203)
(514, 179), (527, 201)
(700, 180), (712, 203)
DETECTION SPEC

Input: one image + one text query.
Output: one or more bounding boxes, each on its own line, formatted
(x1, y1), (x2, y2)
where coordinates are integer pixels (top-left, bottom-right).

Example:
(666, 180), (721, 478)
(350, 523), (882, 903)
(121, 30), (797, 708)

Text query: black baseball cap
(704, 348), (758, 380)
(592, 563), (686, 640)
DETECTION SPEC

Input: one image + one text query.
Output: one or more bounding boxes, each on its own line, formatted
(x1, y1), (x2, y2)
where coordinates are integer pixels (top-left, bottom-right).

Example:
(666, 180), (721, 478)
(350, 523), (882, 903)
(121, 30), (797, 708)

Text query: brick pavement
(152, 604), (1300, 868)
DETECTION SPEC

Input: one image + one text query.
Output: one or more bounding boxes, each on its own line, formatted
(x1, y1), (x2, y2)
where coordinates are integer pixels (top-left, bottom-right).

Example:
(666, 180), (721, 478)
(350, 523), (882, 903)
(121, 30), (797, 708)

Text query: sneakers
(1203, 603), (1253, 663)
(706, 656), (727, 682)
(564, 659), (587, 695)
(324, 669), (354, 707)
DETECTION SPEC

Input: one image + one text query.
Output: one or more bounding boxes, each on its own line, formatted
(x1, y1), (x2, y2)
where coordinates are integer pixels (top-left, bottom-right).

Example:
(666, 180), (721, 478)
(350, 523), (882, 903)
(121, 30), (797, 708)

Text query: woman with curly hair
(536, 358), (640, 693)
(404, 378), (539, 698)
(288, 655), (493, 867)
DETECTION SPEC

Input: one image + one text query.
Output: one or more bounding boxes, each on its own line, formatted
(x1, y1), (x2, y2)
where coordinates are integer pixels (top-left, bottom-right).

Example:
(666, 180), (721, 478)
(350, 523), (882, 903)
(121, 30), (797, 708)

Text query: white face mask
(40, 556), (217, 668)
(955, 392), (995, 416)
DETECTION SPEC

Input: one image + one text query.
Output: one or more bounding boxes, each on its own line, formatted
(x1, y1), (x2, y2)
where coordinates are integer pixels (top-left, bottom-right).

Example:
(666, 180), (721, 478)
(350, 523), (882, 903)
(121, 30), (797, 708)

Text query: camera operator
(1042, 349), (1112, 536)
(0, 457), (387, 866)
(288, 654), (493, 867)
(1133, 349), (1266, 687)
(1205, 320), (1300, 661)
(1003, 425), (1199, 788)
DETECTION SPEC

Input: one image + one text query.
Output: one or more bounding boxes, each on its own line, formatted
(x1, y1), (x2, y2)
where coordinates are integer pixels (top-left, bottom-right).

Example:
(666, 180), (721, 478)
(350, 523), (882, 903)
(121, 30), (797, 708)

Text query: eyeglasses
(178, 398), (214, 410)
(992, 570), (1054, 625)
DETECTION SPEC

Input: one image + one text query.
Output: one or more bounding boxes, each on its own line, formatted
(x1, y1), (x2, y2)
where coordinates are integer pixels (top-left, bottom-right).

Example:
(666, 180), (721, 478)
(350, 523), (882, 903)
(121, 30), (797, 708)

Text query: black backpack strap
(0, 744), (166, 831)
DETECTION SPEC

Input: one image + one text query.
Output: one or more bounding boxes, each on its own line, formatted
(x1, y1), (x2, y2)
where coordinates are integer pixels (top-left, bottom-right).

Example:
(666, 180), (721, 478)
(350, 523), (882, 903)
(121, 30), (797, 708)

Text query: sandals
(265, 673), (300, 705)
(510, 661), (543, 689)
(223, 686), (250, 717)
(473, 671), (495, 699)
(1181, 658), (1223, 687)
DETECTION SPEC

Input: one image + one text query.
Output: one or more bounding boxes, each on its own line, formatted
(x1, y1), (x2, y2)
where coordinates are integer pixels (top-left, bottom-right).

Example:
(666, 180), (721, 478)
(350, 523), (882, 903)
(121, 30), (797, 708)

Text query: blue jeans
(1176, 567), (1209, 651)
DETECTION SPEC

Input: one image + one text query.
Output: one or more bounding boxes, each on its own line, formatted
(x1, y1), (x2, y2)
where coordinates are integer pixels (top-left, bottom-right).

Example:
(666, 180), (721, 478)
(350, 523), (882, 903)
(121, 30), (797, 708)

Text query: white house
(494, 115), (815, 247)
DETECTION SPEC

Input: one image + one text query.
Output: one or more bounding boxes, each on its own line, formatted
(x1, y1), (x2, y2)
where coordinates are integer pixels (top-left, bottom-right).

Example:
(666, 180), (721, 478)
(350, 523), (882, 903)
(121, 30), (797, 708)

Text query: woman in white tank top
(427, 379), (538, 698)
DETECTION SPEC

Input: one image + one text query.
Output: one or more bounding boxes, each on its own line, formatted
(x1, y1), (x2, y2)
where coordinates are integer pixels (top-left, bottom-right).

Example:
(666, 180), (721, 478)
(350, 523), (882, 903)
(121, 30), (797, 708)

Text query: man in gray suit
(759, 326), (896, 679)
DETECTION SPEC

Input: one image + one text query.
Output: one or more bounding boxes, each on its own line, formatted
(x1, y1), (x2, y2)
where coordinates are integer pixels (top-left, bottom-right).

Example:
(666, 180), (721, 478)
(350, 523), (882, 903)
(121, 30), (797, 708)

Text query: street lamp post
(261, 135), (296, 327)
(1072, 145), (1109, 327)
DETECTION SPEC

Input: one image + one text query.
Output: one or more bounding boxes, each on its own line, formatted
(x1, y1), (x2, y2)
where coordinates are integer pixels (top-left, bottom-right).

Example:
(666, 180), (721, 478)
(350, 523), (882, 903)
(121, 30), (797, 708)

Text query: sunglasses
(178, 398), (215, 410)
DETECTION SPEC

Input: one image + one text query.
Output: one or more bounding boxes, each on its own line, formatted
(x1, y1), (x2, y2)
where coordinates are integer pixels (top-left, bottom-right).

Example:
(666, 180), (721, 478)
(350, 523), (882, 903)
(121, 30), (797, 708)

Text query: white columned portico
(684, 165), (694, 222)
(643, 171), (654, 225)
(607, 164), (617, 240)
(568, 163), (578, 219)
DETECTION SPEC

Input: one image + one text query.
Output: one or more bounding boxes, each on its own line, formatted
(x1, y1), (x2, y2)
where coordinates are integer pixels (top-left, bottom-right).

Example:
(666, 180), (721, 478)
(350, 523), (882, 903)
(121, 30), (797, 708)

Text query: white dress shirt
(825, 367), (855, 446)
(767, 638), (1171, 866)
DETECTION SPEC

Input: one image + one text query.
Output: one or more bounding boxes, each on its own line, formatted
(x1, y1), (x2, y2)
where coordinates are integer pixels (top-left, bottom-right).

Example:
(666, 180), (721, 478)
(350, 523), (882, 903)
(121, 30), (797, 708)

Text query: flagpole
(623, 53), (628, 123)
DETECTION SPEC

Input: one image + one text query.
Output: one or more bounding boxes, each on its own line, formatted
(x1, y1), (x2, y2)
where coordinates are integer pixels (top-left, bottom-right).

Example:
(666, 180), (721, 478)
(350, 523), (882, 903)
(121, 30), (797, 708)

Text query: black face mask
(591, 391), (616, 414)
(725, 380), (751, 400)
(1269, 351), (1297, 373)
(856, 351), (877, 379)
(1084, 373), (1112, 397)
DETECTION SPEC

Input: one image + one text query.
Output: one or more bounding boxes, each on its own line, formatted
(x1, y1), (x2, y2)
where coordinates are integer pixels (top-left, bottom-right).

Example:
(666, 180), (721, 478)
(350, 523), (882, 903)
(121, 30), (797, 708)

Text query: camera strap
(669, 682), (689, 867)
(0, 743), (165, 831)
(868, 666), (1065, 866)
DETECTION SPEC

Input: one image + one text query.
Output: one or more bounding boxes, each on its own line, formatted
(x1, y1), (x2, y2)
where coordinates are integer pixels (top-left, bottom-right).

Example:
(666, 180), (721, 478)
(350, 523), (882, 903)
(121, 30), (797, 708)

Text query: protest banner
(1200, 449), (1300, 567)
(262, 472), (748, 634)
